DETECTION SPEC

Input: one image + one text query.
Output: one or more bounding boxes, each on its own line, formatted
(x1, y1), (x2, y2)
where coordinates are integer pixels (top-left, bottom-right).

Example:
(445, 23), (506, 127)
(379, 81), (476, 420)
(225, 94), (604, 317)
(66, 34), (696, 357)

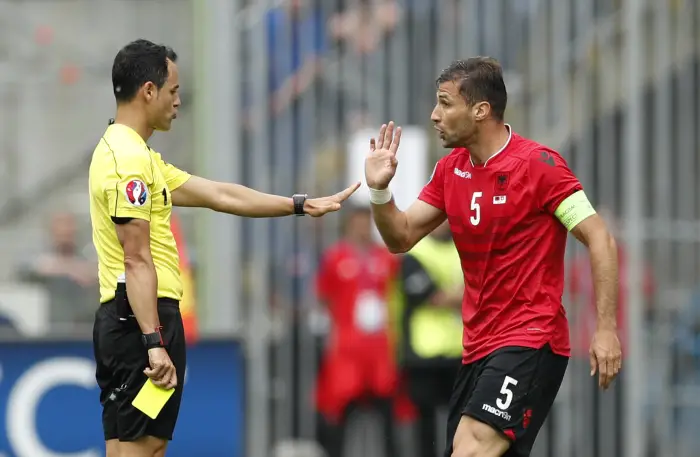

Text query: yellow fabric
(402, 236), (464, 359)
(89, 124), (191, 303)
(554, 190), (597, 231)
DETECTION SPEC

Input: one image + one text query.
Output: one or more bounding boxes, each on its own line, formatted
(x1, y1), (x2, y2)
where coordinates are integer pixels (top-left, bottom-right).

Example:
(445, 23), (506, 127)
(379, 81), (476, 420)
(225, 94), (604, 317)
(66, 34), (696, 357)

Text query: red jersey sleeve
(316, 250), (335, 302)
(418, 158), (447, 211)
(529, 149), (583, 214)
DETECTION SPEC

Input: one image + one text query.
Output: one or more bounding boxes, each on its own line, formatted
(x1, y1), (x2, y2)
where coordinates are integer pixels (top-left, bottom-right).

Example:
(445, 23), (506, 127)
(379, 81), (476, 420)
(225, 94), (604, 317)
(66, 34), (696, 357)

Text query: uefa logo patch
(125, 179), (148, 206)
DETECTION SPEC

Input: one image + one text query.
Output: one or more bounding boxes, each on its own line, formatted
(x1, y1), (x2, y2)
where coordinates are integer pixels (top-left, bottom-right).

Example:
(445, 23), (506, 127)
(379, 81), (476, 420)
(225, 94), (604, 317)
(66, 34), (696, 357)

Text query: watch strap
(142, 327), (164, 350)
(292, 194), (307, 216)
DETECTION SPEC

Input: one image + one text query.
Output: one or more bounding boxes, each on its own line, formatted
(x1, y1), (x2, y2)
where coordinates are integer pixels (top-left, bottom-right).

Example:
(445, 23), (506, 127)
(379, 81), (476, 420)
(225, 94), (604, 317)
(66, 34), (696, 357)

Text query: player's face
(147, 59), (181, 132)
(431, 81), (488, 148)
(432, 81), (472, 148)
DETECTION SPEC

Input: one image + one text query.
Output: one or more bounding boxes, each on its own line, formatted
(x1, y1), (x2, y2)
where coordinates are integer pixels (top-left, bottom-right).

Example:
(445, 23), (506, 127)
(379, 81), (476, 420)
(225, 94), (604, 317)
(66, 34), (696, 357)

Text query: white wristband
(369, 187), (392, 205)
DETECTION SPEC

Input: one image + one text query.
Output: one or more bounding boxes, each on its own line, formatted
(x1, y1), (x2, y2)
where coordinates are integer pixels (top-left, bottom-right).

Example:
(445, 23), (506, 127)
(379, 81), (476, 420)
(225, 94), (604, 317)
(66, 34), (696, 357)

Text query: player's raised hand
(365, 121), (402, 190)
(303, 182), (361, 217)
(589, 327), (622, 390)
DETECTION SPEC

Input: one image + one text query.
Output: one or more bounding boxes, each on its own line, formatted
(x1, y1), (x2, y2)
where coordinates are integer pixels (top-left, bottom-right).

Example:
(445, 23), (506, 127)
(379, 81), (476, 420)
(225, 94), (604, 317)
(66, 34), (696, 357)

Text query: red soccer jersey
(316, 241), (397, 347)
(419, 127), (582, 364)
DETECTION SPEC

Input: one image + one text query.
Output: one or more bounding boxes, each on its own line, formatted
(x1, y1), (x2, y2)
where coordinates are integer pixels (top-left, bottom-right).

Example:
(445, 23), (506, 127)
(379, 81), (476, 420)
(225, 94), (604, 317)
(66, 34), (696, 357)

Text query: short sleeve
(529, 149), (583, 214)
(418, 158), (446, 211)
(105, 152), (153, 221)
(152, 150), (191, 191)
(316, 251), (335, 302)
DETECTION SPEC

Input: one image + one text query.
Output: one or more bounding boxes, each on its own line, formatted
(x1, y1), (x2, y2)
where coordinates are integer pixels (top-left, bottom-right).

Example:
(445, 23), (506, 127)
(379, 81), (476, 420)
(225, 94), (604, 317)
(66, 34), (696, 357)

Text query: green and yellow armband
(554, 191), (596, 231)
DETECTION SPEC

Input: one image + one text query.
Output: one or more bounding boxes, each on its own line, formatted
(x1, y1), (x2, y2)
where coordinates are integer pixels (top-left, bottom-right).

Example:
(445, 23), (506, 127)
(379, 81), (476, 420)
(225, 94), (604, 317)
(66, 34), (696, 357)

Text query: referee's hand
(145, 347), (177, 390)
(303, 182), (361, 217)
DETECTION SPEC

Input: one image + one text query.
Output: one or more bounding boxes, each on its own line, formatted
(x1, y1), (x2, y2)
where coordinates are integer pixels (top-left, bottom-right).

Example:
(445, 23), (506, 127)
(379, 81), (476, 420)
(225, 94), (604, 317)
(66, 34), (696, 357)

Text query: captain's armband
(553, 191), (596, 231)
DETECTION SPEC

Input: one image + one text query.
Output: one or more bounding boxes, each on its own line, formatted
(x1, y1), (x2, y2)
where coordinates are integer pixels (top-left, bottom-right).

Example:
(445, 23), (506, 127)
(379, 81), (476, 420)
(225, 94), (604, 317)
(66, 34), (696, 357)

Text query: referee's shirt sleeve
(105, 151), (153, 221)
(152, 149), (191, 191)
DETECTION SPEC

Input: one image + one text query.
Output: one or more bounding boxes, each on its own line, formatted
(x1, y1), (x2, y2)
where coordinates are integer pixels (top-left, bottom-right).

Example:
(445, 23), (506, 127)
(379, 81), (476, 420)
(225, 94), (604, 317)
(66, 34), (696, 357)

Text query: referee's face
(151, 58), (181, 132)
(432, 81), (473, 148)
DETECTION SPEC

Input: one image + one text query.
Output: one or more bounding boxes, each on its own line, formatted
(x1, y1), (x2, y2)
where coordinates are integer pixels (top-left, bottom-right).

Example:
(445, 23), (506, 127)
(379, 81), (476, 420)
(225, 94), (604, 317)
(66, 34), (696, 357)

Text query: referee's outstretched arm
(169, 175), (360, 218)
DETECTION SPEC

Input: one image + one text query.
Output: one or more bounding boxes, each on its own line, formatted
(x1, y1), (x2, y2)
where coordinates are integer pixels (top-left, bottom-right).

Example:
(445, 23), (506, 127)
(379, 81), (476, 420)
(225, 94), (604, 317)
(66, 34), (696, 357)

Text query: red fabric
(314, 241), (400, 421)
(419, 132), (580, 364)
(568, 245), (655, 358)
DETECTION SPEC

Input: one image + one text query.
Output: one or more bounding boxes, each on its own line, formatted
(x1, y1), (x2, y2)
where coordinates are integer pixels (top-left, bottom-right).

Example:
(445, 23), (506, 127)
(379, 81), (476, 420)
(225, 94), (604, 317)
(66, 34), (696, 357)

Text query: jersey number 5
(470, 192), (482, 226)
(496, 376), (518, 410)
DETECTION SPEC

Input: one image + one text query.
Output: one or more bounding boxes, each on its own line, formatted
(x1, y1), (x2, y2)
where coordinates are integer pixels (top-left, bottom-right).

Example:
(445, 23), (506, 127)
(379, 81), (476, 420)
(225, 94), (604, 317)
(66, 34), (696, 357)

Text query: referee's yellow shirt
(89, 123), (191, 303)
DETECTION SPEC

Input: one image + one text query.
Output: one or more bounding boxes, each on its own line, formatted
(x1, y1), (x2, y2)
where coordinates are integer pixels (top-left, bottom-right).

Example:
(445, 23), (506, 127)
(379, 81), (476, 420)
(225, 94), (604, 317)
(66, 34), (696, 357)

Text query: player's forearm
(588, 231), (619, 330)
(217, 183), (294, 217)
(371, 200), (411, 253)
(124, 256), (160, 333)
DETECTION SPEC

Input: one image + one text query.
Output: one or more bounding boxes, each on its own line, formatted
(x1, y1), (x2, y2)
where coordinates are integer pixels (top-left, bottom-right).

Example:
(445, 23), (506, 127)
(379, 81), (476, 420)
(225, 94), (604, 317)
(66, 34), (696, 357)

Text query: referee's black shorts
(93, 297), (187, 442)
(444, 344), (568, 457)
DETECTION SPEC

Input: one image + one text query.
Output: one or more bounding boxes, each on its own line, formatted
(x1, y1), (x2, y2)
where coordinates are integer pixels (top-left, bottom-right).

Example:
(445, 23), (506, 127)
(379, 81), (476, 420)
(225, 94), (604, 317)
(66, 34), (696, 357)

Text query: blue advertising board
(0, 340), (245, 457)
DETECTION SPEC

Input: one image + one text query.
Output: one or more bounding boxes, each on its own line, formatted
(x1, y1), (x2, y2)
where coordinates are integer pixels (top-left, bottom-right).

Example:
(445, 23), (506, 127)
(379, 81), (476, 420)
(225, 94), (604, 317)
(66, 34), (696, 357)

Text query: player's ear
(142, 82), (156, 102)
(473, 101), (490, 121)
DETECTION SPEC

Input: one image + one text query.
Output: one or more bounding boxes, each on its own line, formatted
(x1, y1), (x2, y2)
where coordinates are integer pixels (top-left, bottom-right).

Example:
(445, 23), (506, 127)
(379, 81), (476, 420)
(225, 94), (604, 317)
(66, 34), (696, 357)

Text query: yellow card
(132, 379), (175, 419)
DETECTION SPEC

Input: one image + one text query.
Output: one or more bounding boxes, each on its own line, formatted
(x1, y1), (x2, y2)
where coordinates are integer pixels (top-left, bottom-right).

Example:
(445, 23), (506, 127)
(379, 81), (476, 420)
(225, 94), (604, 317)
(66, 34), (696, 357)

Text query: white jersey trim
(470, 124), (513, 168)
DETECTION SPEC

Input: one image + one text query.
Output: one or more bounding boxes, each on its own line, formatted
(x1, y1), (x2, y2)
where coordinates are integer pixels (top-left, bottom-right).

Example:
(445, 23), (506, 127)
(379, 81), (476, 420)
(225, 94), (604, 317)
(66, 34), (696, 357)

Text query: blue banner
(0, 340), (245, 457)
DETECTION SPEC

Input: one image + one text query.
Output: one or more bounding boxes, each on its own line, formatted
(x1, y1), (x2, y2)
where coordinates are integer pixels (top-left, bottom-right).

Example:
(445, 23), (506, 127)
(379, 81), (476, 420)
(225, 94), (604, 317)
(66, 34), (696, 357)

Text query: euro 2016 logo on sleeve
(125, 179), (148, 206)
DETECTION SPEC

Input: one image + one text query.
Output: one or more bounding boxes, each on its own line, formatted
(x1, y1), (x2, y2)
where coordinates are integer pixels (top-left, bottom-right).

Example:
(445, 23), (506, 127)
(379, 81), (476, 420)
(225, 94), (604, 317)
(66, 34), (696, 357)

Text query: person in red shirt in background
(314, 205), (400, 457)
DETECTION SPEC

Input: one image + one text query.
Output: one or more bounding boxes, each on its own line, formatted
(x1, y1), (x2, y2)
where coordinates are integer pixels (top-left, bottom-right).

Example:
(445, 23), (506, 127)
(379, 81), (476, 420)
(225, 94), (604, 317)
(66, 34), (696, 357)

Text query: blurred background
(0, 0), (697, 456)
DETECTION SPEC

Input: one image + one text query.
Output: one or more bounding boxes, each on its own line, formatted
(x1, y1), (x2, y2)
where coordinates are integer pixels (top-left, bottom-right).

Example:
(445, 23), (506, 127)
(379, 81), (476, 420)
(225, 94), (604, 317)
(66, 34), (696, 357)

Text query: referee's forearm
(371, 200), (410, 253)
(124, 258), (160, 333)
(217, 184), (294, 217)
(589, 232), (619, 330)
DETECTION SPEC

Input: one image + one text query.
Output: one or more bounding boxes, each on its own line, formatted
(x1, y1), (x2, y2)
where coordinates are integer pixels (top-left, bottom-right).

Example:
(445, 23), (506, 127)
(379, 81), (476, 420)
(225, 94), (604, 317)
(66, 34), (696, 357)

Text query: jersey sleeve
(105, 151), (154, 221)
(529, 149), (583, 215)
(152, 149), (191, 191)
(315, 251), (335, 302)
(418, 158), (447, 211)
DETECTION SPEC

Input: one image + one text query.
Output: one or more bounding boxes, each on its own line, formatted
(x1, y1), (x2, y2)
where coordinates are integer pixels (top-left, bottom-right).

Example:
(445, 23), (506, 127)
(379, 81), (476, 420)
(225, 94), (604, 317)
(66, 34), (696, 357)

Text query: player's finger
(598, 357), (610, 389)
(377, 124), (387, 149)
(335, 181), (361, 202)
(383, 121), (394, 149)
(589, 351), (597, 376)
(369, 138), (376, 152)
(389, 126), (402, 155)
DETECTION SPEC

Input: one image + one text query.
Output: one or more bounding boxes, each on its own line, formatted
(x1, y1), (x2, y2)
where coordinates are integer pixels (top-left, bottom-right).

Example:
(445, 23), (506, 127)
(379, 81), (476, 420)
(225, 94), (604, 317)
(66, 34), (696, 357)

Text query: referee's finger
(335, 182), (361, 202)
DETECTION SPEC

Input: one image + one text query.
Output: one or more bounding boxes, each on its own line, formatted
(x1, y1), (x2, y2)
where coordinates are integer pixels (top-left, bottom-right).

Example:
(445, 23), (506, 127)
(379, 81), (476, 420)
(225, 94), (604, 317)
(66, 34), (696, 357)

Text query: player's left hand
(589, 327), (622, 390)
(303, 182), (361, 217)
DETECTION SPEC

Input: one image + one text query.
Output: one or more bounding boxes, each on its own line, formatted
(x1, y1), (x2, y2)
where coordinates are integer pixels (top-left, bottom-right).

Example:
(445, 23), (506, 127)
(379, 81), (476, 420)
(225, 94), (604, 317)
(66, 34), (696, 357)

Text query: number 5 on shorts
(496, 376), (518, 410)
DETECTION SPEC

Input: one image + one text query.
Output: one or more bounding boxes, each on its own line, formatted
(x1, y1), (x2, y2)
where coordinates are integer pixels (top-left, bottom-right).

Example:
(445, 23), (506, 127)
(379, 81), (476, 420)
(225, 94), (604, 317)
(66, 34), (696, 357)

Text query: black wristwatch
(142, 327), (164, 350)
(292, 193), (307, 216)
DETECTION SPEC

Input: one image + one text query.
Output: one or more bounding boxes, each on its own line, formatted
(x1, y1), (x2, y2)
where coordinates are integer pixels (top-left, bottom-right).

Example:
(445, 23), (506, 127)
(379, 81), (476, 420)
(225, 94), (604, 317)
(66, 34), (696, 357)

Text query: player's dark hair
(112, 39), (177, 103)
(436, 57), (507, 121)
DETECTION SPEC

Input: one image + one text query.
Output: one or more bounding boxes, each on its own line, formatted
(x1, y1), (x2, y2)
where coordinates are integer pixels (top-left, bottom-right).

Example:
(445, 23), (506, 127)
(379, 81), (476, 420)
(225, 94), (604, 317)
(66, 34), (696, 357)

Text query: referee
(89, 39), (359, 457)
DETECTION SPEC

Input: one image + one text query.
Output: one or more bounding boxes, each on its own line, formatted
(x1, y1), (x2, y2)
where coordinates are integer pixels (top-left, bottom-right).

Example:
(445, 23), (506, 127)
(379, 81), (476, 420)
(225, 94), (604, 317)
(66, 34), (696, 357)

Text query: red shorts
(315, 341), (398, 421)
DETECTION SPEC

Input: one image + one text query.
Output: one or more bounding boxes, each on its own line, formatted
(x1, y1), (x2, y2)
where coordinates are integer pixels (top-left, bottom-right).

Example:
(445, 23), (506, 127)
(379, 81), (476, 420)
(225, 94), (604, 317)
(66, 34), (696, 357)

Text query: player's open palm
(304, 182), (361, 217)
(589, 327), (622, 390)
(365, 121), (402, 190)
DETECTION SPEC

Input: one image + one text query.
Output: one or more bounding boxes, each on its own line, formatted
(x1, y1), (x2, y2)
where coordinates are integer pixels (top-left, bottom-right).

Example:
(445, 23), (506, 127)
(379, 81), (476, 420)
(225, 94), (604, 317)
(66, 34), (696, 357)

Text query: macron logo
(454, 167), (472, 179)
(482, 404), (512, 421)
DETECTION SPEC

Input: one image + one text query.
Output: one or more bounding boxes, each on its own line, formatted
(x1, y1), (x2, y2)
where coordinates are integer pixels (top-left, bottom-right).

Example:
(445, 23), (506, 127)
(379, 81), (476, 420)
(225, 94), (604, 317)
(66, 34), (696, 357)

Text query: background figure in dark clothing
(396, 221), (463, 457)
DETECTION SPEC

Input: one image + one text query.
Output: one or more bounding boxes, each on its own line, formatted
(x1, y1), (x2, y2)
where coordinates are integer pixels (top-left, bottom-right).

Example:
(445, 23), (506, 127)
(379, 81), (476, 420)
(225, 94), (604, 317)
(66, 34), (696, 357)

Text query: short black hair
(112, 39), (177, 103)
(436, 57), (507, 121)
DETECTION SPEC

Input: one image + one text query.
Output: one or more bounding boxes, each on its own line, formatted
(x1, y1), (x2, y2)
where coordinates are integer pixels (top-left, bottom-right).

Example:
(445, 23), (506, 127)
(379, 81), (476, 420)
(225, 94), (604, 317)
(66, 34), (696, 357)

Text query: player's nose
(430, 106), (440, 123)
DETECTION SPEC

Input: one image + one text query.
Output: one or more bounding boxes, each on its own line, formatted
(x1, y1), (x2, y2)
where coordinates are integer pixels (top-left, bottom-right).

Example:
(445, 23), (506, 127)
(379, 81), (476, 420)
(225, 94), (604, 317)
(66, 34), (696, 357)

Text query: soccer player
(89, 39), (359, 457)
(364, 57), (622, 457)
